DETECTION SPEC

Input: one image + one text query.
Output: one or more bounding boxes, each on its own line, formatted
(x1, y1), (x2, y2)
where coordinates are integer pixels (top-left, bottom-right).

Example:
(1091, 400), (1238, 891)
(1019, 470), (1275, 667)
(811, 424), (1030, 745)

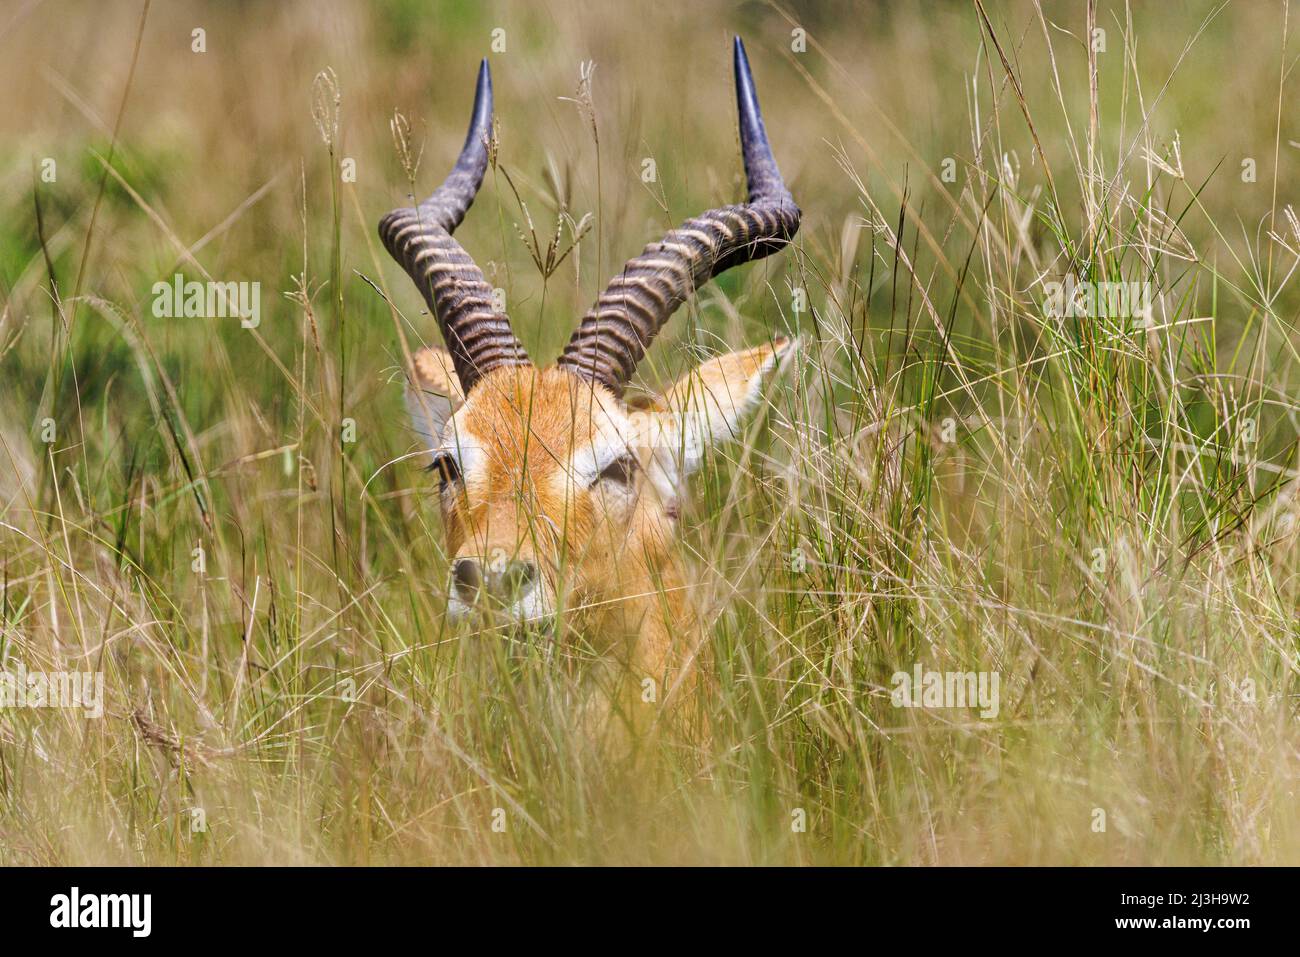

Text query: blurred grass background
(0, 0), (1298, 864)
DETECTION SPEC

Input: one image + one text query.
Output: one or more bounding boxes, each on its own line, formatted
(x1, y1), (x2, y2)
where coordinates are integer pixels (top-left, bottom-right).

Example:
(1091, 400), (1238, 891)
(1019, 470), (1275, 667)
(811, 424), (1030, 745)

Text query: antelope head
(380, 39), (799, 640)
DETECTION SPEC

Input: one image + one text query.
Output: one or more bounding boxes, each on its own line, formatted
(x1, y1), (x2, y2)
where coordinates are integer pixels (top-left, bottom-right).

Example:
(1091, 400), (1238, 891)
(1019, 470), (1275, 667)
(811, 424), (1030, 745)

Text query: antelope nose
(451, 557), (482, 603)
(451, 557), (539, 606)
(486, 559), (538, 604)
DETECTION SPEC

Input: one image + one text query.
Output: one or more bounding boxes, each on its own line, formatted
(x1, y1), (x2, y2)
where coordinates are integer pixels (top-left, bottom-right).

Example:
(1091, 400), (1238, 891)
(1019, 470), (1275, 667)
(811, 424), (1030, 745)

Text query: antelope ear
(655, 337), (797, 476)
(405, 346), (465, 450)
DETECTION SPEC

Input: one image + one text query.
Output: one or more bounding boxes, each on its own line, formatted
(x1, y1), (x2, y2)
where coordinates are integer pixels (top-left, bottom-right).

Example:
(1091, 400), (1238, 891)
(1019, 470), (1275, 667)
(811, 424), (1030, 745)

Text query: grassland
(0, 0), (1297, 864)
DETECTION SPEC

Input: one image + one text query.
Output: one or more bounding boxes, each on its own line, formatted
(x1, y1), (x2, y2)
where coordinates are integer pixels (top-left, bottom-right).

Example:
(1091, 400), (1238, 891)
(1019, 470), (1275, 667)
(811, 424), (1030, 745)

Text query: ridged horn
(556, 37), (800, 396)
(379, 59), (530, 393)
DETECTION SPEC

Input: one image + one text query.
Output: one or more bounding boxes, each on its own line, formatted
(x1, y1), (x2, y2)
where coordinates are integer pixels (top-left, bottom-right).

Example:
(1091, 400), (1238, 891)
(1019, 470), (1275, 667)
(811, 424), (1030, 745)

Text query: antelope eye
(595, 453), (638, 486)
(428, 453), (461, 489)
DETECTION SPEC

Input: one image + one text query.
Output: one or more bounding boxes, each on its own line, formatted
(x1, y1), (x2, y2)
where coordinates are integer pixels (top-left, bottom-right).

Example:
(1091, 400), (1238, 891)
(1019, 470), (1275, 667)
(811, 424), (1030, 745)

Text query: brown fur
(407, 339), (796, 738)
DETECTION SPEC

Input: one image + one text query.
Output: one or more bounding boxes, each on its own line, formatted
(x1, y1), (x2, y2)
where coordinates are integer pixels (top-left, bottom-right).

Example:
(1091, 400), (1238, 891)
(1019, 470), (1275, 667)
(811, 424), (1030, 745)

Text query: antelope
(379, 38), (799, 721)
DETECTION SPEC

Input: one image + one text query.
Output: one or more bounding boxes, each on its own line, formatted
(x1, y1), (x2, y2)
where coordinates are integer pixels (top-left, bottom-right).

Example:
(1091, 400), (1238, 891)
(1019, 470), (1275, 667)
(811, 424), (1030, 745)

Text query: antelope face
(406, 341), (796, 629)
(381, 37), (800, 636)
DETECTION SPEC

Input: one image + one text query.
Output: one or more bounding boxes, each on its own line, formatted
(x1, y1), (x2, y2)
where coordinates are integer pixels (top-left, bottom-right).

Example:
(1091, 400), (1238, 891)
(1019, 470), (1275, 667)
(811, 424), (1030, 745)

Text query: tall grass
(0, 0), (1297, 864)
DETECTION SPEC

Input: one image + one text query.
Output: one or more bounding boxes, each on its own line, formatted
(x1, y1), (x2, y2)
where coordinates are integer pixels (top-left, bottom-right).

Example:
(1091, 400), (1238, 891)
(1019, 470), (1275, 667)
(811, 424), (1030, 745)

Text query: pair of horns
(379, 37), (800, 397)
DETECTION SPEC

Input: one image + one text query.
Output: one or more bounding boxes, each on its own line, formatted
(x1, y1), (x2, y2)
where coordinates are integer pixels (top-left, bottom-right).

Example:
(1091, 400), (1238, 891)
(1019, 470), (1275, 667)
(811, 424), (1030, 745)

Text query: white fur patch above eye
(565, 407), (639, 488)
(571, 437), (636, 487)
(436, 420), (486, 482)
